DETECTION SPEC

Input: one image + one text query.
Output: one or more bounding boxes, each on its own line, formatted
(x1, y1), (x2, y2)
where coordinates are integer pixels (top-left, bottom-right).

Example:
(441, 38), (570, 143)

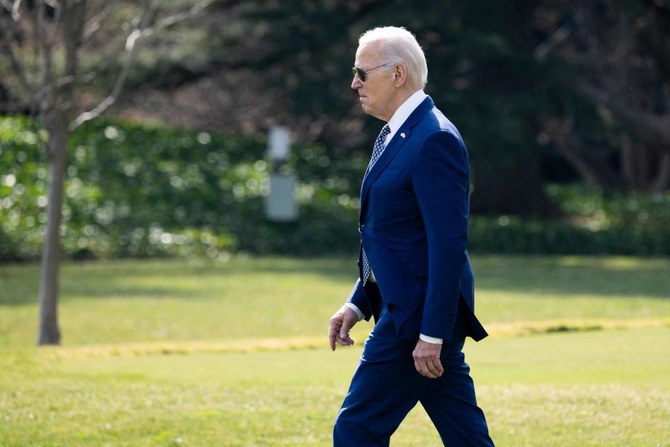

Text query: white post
(264, 126), (298, 222)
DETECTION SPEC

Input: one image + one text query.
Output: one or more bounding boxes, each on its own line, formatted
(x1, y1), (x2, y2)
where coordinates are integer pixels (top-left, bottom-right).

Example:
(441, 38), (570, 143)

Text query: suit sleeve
(346, 278), (374, 321)
(412, 131), (470, 341)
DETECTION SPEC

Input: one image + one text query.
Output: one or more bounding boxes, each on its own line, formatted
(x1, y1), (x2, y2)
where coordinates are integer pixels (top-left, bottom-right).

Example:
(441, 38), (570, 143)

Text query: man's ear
(393, 63), (407, 87)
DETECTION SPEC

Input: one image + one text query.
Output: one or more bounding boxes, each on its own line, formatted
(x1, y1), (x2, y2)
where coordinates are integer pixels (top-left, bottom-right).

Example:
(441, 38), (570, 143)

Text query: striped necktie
(366, 124), (391, 173)
(361, 124), (391, 284)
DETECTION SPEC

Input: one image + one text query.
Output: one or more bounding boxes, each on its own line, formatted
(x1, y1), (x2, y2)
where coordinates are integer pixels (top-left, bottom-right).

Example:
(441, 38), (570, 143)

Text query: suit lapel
(360, 97), (435, 216)
(361, 129), (409, 198)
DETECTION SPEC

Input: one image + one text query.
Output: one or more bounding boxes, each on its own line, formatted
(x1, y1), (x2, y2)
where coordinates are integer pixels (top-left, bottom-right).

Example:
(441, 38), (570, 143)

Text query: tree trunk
(37, 110), (68, 345)
(620, 133), (636, 190)
(546, 118), (602, 187)
(651, 153), (670, 193)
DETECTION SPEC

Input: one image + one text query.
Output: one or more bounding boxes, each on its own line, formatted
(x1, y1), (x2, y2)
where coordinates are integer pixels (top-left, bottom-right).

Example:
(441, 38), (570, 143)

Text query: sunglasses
(351, 62), (394, 82)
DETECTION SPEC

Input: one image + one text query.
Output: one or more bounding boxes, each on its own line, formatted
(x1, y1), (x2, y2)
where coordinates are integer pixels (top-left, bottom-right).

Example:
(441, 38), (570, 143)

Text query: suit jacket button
(359, 224), (365, 233)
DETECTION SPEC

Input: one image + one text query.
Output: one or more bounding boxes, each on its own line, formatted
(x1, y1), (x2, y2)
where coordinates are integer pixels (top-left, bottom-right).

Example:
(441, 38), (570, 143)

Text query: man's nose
(351, 76), (362, 89)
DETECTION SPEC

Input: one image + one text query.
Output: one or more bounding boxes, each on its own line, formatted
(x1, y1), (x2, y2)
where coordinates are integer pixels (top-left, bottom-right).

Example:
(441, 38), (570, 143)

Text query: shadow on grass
(471, 254), (670, 300)
(1, 255), (668, 307)
(0, 256), (358, 305)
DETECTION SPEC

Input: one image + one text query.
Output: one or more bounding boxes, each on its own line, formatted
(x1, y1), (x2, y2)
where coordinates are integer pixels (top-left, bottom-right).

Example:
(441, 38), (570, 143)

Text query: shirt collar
(386, 90), (428, 140)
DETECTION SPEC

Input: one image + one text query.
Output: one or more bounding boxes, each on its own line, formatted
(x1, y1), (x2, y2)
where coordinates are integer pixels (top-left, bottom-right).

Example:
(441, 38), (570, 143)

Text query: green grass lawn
(1, 255), (669, 446)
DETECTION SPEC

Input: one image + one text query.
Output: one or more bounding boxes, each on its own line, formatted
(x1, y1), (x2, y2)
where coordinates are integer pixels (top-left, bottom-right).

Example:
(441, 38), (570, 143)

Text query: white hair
(359, 26), (428, 88)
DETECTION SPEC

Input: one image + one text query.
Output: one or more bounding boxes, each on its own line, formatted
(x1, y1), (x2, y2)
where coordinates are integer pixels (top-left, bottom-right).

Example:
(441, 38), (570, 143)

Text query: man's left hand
(413, 339), (444, 379)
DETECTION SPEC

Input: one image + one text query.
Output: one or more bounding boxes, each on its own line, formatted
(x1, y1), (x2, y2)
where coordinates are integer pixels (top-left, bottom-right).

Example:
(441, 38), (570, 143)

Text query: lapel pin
(400, 133), (406, 138)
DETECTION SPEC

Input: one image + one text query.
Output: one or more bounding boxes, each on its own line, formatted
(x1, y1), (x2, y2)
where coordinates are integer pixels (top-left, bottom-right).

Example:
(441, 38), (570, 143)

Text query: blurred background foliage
(2, 116), (669, 261)
(0, 116), (366, 260)
(1, 0), (669, 261)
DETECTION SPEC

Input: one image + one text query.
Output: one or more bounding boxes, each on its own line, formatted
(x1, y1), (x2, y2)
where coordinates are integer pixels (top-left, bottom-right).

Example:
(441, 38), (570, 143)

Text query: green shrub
(469, 215), (670, 256)
(0, 116), (364, 260)
(545, 183), (670, 231)
(2, 116), (669, 260)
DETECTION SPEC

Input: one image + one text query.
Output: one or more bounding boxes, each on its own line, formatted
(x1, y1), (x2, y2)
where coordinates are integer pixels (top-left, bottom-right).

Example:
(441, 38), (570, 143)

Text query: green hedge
(0, 116), (363, 260)
(1, 116), (669, 261)
(469, 216), (670, 256)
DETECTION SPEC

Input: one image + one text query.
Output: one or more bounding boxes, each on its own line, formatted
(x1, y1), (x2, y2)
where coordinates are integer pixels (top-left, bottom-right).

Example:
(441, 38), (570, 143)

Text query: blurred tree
(232, 0), (563, 215)
(534, 0), (670, 193)
(0, 0), (212, 345)
(6, 0), (665, 230)
(233, 0), (669, 205)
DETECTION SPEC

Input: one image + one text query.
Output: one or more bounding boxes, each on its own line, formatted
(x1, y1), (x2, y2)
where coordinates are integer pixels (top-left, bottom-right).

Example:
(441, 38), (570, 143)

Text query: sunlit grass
(1, 255), (669, 446)
(1, 328), (668, 446)
(1, 255), (669, 347)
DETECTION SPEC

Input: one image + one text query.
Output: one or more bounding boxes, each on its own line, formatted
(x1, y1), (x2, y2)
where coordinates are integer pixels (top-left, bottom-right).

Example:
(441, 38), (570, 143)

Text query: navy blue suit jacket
(348, 96), (488, 343)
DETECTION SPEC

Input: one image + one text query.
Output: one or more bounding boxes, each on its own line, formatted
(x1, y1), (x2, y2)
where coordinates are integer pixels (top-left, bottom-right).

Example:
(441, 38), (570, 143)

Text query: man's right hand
(328, 306), (358, 351)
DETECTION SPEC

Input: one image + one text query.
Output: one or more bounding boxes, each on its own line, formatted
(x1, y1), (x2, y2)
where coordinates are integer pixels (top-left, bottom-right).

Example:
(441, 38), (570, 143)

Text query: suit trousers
(333, 305), (494, 446)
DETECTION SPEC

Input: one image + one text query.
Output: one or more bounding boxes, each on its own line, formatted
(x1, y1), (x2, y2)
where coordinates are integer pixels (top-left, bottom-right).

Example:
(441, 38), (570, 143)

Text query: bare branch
(543, 117), (602, 186)
(70, 0), (162, 129)
(0, 1), (35, 96)
(1, 38), (34, 97)
(36, 0), (54, 117)
(575, 79), (670, 153)
(534, 3), (670, 160)
(70, 0), (214, 129)
(533, 21), (575, 62)
(82, 0), (118, 42)
(3, 0), (22, 21)
(154, 0), (214, 30)
(652, 153), (670, 193)
(62, 0), (87, 80)
(46, 0), (63, 46)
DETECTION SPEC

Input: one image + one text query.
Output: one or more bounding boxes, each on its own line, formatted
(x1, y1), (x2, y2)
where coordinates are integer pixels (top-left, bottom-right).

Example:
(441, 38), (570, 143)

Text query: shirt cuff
(419, 333), (443, 344)
(343, 303), (364, 321)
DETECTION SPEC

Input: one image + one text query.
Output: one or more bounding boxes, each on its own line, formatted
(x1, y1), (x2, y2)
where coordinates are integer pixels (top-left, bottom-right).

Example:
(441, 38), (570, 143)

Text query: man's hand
(413, 339), (444, 379)
(329, 306), (358, 351)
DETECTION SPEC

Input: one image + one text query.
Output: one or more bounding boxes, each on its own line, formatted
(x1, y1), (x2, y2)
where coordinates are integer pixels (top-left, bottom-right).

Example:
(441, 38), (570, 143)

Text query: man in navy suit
(328, 26), (495, 446)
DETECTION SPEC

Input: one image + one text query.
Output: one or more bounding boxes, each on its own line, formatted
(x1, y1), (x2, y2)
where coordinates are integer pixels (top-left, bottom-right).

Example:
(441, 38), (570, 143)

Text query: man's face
(351, 42), (396, 122)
